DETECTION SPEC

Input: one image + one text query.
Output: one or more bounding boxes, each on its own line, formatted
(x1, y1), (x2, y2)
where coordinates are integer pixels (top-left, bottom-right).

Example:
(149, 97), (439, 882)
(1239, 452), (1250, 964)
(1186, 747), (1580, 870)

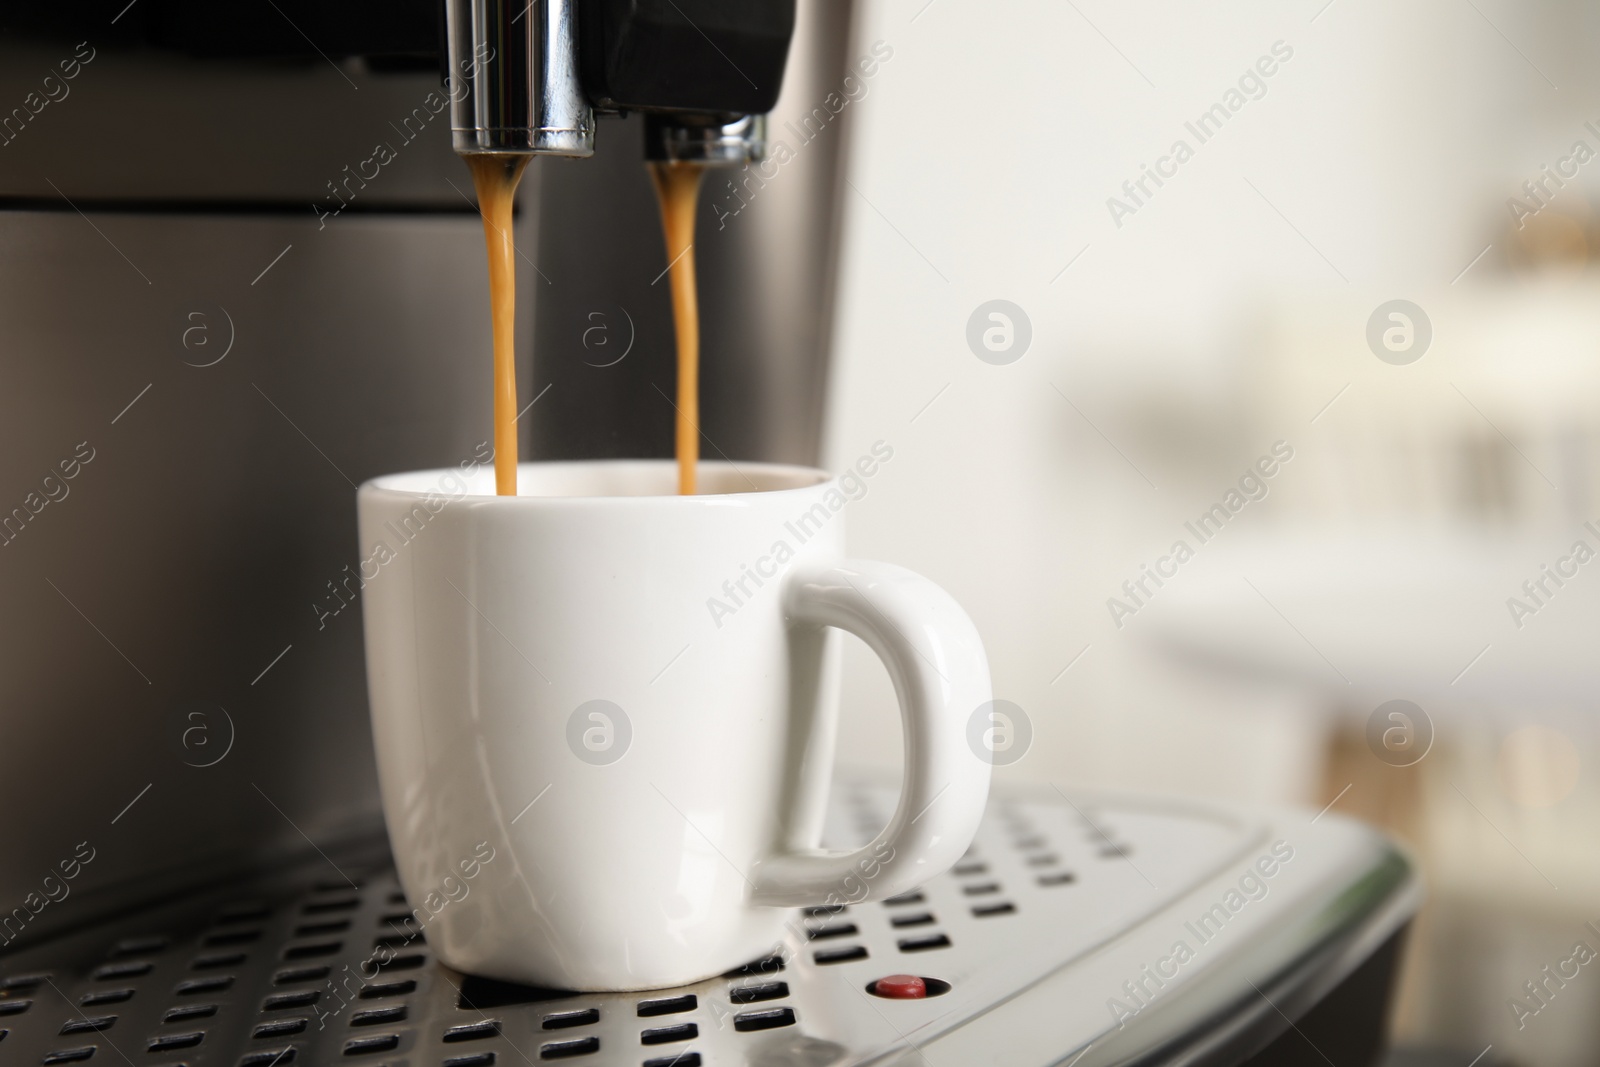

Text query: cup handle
(752, 559), (993, 908)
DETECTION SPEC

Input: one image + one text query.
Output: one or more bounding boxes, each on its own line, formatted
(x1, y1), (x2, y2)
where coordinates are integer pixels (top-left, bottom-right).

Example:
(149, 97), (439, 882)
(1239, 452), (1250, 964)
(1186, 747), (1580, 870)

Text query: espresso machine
(0, 2), (1418, 1064)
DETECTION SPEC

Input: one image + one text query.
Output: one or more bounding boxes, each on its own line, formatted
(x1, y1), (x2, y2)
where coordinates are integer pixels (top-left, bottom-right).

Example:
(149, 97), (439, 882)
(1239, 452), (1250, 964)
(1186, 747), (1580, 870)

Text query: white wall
(818, 0), (1593, 799)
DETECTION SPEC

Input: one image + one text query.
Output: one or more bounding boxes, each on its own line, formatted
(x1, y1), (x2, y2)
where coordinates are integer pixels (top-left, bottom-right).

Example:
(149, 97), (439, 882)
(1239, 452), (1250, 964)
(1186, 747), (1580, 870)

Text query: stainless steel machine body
(445, 0), (594, 157)
(0, 784), (1418, 1066)
(0, 0), (848, 944)
(0, 5), (1419, 1064)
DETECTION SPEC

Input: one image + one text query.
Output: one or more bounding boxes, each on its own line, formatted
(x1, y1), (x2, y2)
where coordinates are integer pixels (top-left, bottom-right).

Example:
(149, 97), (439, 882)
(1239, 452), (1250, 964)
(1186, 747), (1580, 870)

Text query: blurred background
(3, 0), (1598, 1063)
(824, 0), (1600, 1063)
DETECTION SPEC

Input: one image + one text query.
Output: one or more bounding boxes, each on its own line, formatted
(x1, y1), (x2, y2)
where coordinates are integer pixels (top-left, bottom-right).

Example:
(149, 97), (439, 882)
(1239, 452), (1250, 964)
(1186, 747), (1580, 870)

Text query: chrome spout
(445, 0), (594, 157)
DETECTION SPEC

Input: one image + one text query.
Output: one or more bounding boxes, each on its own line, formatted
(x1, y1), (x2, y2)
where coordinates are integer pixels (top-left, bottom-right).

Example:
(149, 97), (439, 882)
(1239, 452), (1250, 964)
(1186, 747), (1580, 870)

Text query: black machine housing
(578, 0), (795, 115)
(0, 0), (797, 117)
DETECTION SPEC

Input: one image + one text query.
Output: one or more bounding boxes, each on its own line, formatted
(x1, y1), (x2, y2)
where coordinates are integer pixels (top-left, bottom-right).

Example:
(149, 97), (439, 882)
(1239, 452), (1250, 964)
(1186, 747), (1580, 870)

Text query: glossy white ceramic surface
(357, 460), (991, 990)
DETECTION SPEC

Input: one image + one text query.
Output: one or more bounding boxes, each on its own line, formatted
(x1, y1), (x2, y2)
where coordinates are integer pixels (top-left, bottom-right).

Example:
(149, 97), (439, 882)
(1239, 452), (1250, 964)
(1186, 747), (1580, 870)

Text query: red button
(872, 974), (927, 999)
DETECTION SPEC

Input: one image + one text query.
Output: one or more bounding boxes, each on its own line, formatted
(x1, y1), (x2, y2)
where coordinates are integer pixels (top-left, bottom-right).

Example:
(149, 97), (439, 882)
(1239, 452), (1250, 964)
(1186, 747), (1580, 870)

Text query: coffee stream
(471, 155), (704, 496)
(648, 162), (706, 496)
(467, 154), (531, 496)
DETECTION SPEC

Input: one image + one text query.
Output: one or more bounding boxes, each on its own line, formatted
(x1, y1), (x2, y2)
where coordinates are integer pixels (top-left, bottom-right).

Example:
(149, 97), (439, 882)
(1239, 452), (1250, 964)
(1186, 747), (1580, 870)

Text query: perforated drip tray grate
(0, 785), (1417, 1067)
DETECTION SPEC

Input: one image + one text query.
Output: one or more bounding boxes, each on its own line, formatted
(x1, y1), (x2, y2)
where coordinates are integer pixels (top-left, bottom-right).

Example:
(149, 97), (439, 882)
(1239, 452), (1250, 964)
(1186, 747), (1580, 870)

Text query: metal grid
(0, 787), (1265, 1067)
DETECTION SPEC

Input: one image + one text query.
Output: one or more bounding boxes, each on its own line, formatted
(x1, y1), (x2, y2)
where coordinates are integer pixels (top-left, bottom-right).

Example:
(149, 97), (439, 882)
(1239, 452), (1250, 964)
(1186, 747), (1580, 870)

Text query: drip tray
(0, 785), (1419, 1067)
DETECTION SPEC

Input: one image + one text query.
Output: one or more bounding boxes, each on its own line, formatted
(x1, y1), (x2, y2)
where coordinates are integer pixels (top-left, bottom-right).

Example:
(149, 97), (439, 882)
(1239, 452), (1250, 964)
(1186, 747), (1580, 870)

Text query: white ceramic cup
(357, 458), (991, 991)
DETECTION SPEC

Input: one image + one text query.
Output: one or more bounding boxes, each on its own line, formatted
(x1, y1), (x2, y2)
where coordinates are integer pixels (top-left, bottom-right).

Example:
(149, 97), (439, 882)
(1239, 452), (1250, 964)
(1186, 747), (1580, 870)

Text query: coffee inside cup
(368, 459), (827, 500)
(468, 155), (709, 499)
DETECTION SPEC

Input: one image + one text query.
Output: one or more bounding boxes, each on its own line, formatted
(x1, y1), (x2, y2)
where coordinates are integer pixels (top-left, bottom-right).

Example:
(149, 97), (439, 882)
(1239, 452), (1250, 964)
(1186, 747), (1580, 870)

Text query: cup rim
(360, 458), (833, 503)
